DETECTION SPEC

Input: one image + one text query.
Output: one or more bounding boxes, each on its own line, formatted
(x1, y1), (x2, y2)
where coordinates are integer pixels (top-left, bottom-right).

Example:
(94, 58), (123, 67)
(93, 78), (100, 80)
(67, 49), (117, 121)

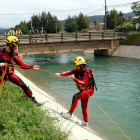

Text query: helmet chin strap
(79, 64), (84, 70)
(9, 44), (15, 53)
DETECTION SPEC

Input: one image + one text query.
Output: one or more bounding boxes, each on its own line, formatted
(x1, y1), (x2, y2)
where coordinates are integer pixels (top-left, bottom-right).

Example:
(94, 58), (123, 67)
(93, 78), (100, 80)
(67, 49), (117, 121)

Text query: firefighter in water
(55, 56), (96, 126)
(0, 36), (41, 106)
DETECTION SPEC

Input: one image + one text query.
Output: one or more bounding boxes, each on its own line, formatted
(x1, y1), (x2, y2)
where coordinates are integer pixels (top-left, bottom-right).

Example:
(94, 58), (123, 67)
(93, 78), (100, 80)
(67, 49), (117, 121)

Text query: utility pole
(105, 0), (106, 32)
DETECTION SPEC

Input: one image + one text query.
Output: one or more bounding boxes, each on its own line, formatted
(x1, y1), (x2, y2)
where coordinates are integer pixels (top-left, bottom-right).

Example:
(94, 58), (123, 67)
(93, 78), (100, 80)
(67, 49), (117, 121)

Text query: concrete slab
(113, 45), (140, 59)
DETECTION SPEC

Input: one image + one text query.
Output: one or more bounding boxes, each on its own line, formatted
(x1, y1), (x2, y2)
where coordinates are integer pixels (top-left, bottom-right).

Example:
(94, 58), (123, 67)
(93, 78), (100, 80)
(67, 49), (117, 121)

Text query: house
(97, 23), (105, 31)
(90, 23), (95, 31)
(132, 16), (139, 24)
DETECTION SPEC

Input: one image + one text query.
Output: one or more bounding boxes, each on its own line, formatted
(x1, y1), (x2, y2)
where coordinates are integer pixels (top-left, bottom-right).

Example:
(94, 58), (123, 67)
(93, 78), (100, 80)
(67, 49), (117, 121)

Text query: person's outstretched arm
(13, 53), (40, 70)
(55, 69), (75, 77)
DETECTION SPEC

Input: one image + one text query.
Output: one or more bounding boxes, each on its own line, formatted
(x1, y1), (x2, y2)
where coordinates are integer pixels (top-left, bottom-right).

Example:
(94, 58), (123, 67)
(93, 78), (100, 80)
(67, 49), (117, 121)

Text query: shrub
(81, 29), (89, 32)
(114, 23), (137, 32)
(120, 32), (140, 46)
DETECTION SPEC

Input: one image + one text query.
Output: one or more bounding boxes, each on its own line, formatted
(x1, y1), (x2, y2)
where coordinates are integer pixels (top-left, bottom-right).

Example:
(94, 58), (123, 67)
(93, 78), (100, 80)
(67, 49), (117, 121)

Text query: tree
(128, 15), (132, 23)
(15, 21), (29, 34)
(45, 12), (56, 33)
(76, 13), (90, 31)
(26, 20), (32, 31)
(93, 18), (97, 30)
(31, 15), (40, 30)
(105, 9), (124, 29)
(118, 11), (125, 24)
(38, 11), (48, 31)
(131, 2), (140, 23)
(15, 11), (61, 34)
(64, 15), (77, 32)
(83, 16), (90, 29)
(53, 15), (61, 33)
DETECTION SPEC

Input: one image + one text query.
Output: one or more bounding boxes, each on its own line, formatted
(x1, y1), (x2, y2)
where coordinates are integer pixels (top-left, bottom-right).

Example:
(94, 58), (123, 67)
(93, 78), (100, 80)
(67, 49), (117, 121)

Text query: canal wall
(112, 45), (140, 59)
(94, 40), (120, 56)
(85, 45), (140, 60)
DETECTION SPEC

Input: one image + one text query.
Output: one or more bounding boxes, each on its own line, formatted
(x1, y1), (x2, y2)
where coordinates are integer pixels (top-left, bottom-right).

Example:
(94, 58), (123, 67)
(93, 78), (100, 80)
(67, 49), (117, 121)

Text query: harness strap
(74, 66), (97, 90)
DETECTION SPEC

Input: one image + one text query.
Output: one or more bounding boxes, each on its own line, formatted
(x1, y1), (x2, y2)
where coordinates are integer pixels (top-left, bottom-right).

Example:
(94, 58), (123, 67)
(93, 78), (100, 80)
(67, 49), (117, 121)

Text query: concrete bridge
(0, 32), (126, 60)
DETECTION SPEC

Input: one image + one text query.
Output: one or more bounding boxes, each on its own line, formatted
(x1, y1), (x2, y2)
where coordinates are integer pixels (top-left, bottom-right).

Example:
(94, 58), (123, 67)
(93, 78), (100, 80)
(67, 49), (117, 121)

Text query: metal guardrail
(0, 32), (126, 46)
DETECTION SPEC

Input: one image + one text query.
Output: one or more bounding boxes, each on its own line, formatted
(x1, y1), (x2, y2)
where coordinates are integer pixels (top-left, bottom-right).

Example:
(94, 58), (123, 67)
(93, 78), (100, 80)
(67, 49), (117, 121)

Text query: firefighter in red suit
(0, 36), (41, 106)
(55, 56), (96, 126)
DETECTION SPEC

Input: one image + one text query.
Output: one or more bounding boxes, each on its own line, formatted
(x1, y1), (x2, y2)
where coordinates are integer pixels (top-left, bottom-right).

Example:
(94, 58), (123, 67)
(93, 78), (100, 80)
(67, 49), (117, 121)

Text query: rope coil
(0, 63), (11, 92)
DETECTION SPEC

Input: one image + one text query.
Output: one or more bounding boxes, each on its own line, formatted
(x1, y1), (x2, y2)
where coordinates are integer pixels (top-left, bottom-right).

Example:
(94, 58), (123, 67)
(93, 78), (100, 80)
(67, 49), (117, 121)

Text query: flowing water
(16, 52), (140, 140)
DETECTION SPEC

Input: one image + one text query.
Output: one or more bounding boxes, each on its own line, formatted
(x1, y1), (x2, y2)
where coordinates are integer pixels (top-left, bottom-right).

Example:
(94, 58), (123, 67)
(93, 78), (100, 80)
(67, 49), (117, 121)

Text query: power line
(51, 5), (104, 13)
(0, 1), (140, 16)
(86, 7), (105, 16)
(0, 5), (104, 16)
(86, 1), (139, 17)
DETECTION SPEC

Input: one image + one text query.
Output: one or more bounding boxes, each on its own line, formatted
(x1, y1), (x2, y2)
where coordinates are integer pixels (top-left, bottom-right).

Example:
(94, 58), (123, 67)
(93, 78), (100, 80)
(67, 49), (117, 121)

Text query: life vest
(16, 30), (22, 35)
(74, 66), (97, 90)
(0, 48), (14, 75)
(0, 48), (12, 64)
(10, 30), (15, 35)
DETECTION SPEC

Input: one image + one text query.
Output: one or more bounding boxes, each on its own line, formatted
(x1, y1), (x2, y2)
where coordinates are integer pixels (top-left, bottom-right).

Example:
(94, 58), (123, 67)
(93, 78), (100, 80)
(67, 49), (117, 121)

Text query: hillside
(123, 12), (135, 18)
(0, 27), (4, 30)
(0, 28), (10, 35)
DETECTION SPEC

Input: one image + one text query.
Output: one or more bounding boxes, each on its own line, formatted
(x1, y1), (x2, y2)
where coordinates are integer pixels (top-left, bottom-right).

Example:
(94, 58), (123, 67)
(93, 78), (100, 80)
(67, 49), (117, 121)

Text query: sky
(0, 0), (138, 28)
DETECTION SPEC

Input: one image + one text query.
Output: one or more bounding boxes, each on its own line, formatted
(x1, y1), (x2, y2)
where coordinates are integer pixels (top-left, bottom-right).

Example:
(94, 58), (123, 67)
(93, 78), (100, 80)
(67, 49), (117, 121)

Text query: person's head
(41, 27), (43, 29)
(6, 36), (20, 52)
(17, 28), (19, 30)
(11, 28), (13, 30)
(31, 27), (33, 30)
(74, 56), (86, 70)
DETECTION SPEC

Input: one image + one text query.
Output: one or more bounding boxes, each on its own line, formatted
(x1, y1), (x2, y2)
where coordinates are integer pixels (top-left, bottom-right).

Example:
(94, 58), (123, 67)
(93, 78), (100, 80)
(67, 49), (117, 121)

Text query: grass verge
(0, 81), (68, 140)
(120, 32), (140, 46)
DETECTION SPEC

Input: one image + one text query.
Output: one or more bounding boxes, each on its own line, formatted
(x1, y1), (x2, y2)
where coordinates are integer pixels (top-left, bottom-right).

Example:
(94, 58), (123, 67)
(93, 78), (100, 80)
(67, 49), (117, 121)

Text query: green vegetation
(0, 81), (68, 140)
(14, 11), (61, 34)
(120, 32), (140, 46)
(64, 13), (90, 33)
(64, 16), (77, 33)
(81, 29), (89, 33)
(132, 2), (140, 23)
(93, 18), (97, 30)
(105, 9), (124, 30)
(114, 23), (138, 32)
(0, 9), (136, 34)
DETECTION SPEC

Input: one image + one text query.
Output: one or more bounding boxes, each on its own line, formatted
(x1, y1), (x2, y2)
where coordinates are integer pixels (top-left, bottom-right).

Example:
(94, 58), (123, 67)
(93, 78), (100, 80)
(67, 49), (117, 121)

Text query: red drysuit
(0, 48), (34, 98)
(60, 66), (94, 122)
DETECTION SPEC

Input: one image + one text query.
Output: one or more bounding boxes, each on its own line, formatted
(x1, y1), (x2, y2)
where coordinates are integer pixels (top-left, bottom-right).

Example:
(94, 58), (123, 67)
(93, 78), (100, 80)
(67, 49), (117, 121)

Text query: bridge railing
(0, 32), (126, 46)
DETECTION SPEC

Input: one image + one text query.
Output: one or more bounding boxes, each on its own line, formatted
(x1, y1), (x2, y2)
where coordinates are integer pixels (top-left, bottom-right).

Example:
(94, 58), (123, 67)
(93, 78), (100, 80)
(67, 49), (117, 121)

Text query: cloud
(0, 0), (135, 28)
(0, 19), (16, 28)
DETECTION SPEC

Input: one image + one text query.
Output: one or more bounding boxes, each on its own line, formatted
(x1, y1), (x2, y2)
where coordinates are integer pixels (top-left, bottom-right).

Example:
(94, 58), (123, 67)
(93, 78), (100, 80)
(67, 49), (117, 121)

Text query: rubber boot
(31, 97), (41, 106)
(25, 89), (41, 106)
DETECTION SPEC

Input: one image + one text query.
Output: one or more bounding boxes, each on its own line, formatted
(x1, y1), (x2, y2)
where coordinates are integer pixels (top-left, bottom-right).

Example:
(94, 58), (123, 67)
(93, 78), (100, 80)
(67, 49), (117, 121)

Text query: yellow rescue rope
(0, 63), (11, 93)
(14, 65), (131, 140)
(39, 68), (131, 140)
